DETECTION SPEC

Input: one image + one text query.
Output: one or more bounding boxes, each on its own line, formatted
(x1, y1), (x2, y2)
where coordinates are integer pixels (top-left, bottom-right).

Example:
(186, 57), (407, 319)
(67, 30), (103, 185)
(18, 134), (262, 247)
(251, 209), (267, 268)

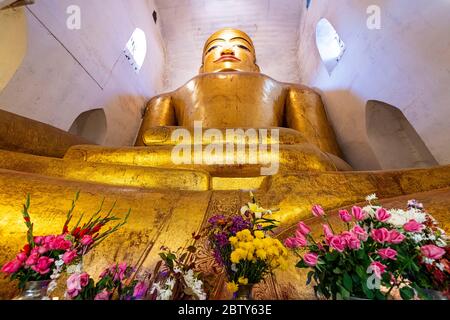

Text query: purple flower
(215, 232), (229, 248)
(229, 216), (251, 235)
(133, 281), (149, 300)
(213, 249), (224, 265)
(208, 215), (226, 226)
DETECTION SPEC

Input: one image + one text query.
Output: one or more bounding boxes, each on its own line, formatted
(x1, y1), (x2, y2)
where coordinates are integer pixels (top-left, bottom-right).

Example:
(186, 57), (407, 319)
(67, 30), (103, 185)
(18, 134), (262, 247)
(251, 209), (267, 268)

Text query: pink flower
(351, 206), (365, 221)
(95, 290), (111, 300)
(79, 273), (90, 287)
(38, 246), (49, 255)
(16, 252), (28, 262)
(312, 205), (325, 218)
(344, 234), (361, 250)
(25, 252), (40, 266)
(375, 208), (391, 222)
(421, 245), (446, 260)
(133, 282), (149, 299)
(378, 248), (398, 260)
(34, 236), (43, 245)
(322, 224), (333, 239)
(297, 222), (311, 235)
(1, 259), (22, 274)
(329, 236), (346, 252)
(49, 235), (72, 251)
(403, 220), (424, 233)
(371, 228), (390, 244)
(368, 261), (387, 279)
(339, 210), (352, 223)
(295, 231), (308, 245)
(389, 230), (406, 244)
(62, 250), (78, 265)
(303, 252), (319, 267)
(81, 235), (94, 247)
(31, 256), (54, 275)
(351, 225), (368, 241)
(284, 236), (307, 249)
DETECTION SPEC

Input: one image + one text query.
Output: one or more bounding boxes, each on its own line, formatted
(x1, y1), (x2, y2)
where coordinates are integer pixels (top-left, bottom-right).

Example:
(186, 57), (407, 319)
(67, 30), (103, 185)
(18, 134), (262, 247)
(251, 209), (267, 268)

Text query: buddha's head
(200, 28), (260, 74)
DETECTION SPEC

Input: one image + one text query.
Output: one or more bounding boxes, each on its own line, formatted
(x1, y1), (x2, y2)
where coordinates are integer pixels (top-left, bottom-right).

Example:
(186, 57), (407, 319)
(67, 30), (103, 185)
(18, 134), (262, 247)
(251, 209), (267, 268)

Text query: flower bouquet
(148, 246), (207, 300)
(66, 262), (148, 300)
(204, 193), (288, 298)
(1, 192), (130, 298)
(286, 195), (449, 300)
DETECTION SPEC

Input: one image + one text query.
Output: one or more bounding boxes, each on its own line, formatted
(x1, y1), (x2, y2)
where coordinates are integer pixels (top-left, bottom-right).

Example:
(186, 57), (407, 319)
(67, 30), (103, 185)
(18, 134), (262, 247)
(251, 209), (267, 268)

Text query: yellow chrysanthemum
(229, 236), (238, 247)
(238, 277), (249, 285)
(254, 230), (265, 239)
(256, 249), (267, 260)
(230, 250), (242, 264)
(227, 282), (239, 293)
(253, 238), (264, 249)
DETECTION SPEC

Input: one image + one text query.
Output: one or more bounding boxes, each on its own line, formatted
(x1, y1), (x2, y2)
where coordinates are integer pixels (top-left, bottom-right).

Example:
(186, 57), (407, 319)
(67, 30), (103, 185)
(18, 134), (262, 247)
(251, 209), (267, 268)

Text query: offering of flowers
(1, 192), (130, 295)
(204, 193), (288, 296)
(65, 262), (148, 300)
(148, 247), (207, 300)
(286, 194), (449, 300)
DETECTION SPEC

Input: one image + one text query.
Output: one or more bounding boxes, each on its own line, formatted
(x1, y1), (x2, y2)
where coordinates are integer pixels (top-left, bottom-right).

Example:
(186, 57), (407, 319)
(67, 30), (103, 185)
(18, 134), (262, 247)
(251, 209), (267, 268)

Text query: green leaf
(400, 286), (415, 300)
(343, 273), (353, 292)
(333, 267), (343, 274)
(306, 271), (314, 286)
(362, 282), (374, 299)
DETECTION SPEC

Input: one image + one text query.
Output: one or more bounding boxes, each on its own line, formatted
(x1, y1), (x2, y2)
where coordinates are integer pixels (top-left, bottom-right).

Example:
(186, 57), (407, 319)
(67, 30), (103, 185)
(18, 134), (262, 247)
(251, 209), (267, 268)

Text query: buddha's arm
(285, 85), (343, 157)
(135, 94), (176, 146)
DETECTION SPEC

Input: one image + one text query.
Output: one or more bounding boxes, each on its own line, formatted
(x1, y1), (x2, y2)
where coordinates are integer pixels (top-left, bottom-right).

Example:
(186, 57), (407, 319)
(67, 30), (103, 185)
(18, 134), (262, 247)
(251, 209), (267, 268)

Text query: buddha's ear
(254, 64), (261, 72)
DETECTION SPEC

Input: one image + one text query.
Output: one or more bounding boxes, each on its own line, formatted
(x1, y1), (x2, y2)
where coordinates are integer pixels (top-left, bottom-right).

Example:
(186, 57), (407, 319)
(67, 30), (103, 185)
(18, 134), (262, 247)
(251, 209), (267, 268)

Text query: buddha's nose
(221, 48), (235, 56)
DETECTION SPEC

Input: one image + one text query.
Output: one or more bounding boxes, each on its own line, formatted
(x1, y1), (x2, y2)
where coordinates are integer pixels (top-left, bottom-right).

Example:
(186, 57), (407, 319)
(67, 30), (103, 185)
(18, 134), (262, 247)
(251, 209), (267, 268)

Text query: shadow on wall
(366, 100), (438, 170)
(69, 108), (107, 145)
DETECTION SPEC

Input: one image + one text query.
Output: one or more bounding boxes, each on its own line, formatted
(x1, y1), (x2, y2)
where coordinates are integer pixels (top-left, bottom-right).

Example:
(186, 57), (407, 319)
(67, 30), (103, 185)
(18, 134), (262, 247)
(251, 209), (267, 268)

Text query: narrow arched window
(366, 100), (438, 169)
(69, 108), (107, 144)
(316, 18), (345, 75)
(124, 28), (147, 73)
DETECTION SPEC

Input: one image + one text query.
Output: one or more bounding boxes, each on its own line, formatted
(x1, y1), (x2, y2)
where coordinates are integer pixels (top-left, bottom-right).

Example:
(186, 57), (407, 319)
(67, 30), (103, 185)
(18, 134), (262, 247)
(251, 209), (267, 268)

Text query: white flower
(386, 208), (427, 227)
(183, 270), (207, 300)
(423, 257), (435, 265)
(166, 278), (176, 290)
(436, 263), (445, 272)
(240, 205), (250, 215)
(436, 238), (447, 248)
(254, 212), (262, 219)
(411, 234), (424, 243)
(231, 264), (238, 272)
(366, 194), (378, 202)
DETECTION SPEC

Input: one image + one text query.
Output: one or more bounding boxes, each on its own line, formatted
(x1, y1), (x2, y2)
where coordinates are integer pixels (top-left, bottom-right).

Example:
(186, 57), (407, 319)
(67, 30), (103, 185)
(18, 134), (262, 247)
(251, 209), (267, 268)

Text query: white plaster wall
(297, 0), (450, 169)
(0, 0), (166, 146)
(155, 0), (303, 91)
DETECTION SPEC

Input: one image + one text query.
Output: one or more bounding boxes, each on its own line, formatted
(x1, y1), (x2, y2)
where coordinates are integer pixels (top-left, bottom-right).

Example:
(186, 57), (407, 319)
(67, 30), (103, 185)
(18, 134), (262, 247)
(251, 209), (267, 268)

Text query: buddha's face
(200, 29), (260, 73)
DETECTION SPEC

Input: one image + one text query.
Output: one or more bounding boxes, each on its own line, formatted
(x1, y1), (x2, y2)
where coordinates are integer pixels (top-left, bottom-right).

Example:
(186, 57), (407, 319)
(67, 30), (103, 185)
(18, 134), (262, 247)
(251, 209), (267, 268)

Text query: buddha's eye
(235, 44), (250, 52)
(206, 45), (220, 54)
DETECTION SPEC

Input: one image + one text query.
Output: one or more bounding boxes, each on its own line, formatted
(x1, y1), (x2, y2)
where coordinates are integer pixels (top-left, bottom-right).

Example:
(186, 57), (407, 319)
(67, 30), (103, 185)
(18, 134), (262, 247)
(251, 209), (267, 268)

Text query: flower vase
(234, 284), (254, 300)
(14, 281), (51, 300)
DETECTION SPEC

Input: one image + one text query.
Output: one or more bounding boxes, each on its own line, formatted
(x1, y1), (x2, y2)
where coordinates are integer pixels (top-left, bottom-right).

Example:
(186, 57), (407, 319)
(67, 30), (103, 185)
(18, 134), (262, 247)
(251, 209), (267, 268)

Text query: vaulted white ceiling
(154, 0), (303, 91)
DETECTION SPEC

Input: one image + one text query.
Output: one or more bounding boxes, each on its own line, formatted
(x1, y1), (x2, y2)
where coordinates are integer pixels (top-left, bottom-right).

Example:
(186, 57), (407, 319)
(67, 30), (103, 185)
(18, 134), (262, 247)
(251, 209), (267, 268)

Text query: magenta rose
(351, 225), (369, 241)
(378, 248), (398, 260)
(371, 228), (390, 243)
(420, 245), (446, 260)
(297, 222), (311, 235)
(81, 235), (94, 247)
(25, 252), (40, 266)
(31, 257), (54, 275)
(329, 236), (346, 252)
(1, 259), (22, 274)
(375, 208), (391, 222)
(295, 231), (308, 245)
(369, 261), (387, 279)
(322, 224), (334, 240)
(79, 273), (90, 287)
(312, 205), (325, 218)
(345, 235), (361, 250)
(339, 210), (352, 223)
(133, 282), (149, 300)
(304, 252), (319, 267)
(16, 252), (28, 262)
(34, 236), (43, 245)
(403, 219), (424, 233)
(62, 250), (78, 265)
(284, 238), (298, 249)
(388, 230), (406, 244)
(95, 290), (111, 300)
(351, 206), (365, 221)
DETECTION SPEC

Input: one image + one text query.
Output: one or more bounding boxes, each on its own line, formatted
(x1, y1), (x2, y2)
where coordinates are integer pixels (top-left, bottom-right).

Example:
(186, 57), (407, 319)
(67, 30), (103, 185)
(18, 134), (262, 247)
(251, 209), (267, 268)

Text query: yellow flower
(254, 230), (265, 239)
(237, 229), (253, 242)
(229, 236), (238, 246)
(277, 257), (288, 271)
(227, 282), (239, 293)
(248, 203), (260, 212)
(231, 250), (243, 264)
(246, 251), (254, 261)
(238, 277), (249, 285)
(253, 238), (264, 249)
(256, 249), (267, 260)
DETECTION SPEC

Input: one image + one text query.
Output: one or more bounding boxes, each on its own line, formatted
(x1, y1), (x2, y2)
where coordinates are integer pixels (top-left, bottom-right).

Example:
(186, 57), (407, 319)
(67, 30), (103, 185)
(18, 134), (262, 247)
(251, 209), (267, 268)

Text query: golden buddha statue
(0, 28), (449, 300)
(64, 28), (352, 176)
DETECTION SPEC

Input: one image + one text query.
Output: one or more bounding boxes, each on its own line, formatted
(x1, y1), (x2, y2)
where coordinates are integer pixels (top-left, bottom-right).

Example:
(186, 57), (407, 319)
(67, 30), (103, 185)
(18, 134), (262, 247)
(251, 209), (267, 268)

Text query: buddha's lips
(214, 55), (241, 63)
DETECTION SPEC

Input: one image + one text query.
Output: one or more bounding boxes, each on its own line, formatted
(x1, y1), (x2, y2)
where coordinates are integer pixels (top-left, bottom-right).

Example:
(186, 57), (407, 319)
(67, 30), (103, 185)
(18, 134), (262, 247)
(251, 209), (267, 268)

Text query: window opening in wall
(316, 18), (345, 75)
(124, 28), (147, 73)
